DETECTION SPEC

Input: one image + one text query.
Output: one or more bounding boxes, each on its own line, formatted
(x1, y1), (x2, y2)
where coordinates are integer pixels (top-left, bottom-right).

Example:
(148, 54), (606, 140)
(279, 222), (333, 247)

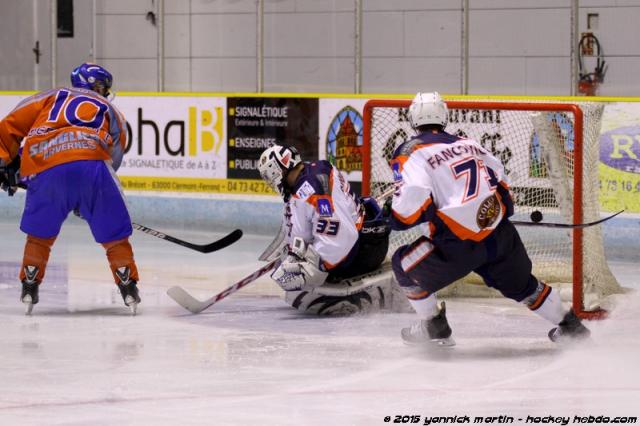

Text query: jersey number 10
(48, 89), (109, 130)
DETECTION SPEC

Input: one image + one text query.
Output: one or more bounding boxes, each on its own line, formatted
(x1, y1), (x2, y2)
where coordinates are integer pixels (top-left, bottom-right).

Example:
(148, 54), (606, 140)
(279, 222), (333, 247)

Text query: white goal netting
(364, 99), (621, 316)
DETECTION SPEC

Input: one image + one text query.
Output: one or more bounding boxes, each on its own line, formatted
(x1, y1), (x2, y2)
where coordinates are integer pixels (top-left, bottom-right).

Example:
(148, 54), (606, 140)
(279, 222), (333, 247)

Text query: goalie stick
(312, 262), (393, 297)
(132, 223), (243, 254)
(167, 258), (280, 314)
(258, 212), (286, 261)
(511, 210), (624, 229)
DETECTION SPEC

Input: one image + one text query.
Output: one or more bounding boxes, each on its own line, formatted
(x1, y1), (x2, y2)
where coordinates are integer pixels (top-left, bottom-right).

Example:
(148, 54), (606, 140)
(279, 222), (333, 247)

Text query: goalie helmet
(70, 63), (113, 97)
(408, 92), (448, 129)
(258, 144), (302, 198)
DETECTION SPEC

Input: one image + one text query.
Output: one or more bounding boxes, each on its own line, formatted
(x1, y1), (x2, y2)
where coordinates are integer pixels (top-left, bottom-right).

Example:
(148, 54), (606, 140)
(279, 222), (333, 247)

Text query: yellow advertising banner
(119, 176), (277, 196)
(598, 103), (640, 212)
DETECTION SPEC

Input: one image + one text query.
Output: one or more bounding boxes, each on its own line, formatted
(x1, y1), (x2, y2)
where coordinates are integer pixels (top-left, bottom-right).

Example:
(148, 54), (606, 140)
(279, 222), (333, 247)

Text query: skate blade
(402, 336), (456, 348)
(24, 302), (34, 316)
(128, 301), (138, 316)
(431, 337), (456, 347)
(22, 295), (34, 316)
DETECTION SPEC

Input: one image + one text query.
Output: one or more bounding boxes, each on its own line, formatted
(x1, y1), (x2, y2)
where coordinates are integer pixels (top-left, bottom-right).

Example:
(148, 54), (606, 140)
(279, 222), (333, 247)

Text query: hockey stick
(7, 179), (243, 253)
(378, 184), (623, 229)
(258, 215), (286, 261)
(313, 262), (393, 297)
(167, 258), (280, 314)
(132, 223), (243, 254)
(9, 182), (243, 253)
(511, 210), (624, 229)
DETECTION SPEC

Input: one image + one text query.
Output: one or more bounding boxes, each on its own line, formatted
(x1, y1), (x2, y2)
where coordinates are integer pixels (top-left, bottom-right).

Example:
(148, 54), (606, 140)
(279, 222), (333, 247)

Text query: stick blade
(199, 229), (243, 253)
(167, 286), (208, 314)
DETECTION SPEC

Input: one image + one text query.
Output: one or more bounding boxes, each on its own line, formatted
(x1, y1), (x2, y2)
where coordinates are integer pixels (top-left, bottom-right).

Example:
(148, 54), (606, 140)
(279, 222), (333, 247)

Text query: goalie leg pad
(311, 263), (414, 313)
(284, 286), (385, 316)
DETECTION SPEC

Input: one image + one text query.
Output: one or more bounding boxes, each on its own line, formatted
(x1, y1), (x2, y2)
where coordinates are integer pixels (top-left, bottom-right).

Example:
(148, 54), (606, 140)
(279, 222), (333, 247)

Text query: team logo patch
(316, 198), (333, 217)
(295, 181), (316, 199)
(476, 194), (500, 228)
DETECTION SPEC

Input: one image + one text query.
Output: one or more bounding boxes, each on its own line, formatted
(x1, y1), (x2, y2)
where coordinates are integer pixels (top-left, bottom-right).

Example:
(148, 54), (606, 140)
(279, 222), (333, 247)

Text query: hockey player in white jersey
(389, 92), (590, 345)
(258, 144), (398, 315)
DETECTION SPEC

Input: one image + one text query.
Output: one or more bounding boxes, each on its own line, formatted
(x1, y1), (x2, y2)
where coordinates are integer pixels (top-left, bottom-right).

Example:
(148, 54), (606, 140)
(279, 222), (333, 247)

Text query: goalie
(257, 144), (401, 315)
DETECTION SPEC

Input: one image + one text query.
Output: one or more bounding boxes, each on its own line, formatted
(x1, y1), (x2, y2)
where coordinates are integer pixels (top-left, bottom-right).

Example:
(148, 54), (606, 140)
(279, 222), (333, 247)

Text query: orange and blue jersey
(0, 87), (132, 243)
(0, 87), (127, 176)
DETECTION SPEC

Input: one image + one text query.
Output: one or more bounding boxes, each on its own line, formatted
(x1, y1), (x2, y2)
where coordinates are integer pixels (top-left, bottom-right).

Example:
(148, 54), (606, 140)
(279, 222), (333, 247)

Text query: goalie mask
(409, 92), (448, 129)
(258, 145), (302, 199)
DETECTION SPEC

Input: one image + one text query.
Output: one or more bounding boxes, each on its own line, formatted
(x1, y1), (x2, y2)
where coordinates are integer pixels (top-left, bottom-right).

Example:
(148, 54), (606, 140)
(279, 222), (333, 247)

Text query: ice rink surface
(0, 220), (639, 426)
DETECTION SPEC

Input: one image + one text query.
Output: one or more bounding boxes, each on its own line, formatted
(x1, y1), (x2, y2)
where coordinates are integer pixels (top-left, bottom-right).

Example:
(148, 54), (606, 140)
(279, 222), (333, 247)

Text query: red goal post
(362, 98), (620, 319)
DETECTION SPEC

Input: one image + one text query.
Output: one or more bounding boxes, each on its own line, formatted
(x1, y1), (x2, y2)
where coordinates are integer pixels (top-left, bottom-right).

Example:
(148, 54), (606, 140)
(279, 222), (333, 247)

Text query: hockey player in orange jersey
(0, 63), (141, 315)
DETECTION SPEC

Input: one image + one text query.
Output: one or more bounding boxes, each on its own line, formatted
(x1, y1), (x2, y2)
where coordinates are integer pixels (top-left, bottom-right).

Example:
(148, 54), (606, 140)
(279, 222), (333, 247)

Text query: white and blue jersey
(390, 130), (513, 245)
(286, 161), (362, 272)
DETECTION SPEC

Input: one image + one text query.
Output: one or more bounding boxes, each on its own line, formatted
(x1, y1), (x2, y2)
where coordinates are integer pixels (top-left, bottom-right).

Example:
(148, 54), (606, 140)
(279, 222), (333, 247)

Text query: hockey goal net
(362, 99), (621, 319)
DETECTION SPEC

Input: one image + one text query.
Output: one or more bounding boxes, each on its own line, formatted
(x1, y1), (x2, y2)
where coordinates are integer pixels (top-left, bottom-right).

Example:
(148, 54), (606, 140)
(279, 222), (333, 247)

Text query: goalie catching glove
(271, 237), (329, 291)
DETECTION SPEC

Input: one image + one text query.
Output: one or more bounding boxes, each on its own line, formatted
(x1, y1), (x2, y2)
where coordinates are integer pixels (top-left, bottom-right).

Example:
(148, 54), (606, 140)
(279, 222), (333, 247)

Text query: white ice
(0, 220), (639, 426)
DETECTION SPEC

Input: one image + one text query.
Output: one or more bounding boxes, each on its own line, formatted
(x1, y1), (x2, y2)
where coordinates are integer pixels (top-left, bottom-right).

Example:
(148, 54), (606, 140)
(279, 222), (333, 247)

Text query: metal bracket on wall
(32, 41), (42, 64)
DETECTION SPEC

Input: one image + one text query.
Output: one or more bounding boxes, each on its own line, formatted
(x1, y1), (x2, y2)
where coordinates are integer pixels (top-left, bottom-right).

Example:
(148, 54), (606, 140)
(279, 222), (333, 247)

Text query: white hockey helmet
(258, 144), (302, 197)
(408, 92), (448, 129)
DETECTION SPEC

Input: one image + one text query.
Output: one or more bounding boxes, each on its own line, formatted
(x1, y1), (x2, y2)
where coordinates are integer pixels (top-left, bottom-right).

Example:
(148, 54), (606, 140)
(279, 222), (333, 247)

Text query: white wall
(1, 0), (640, 95)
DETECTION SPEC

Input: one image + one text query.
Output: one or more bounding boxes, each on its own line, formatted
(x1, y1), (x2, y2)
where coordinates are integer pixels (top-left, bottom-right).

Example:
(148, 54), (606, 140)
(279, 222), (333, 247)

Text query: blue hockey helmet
(70, 63), (113, 96)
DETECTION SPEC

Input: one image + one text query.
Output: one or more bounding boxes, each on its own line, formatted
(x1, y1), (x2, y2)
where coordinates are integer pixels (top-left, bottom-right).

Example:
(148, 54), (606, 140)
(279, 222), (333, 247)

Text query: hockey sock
(20, 235), (56, 283)
(407, 292), (439, 320)
(524, 282), (566, 325)
(102, 238), (139, 284)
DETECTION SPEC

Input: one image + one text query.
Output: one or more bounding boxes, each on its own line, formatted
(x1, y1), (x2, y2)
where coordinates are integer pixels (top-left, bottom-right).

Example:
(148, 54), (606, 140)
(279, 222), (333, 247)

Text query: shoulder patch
(295, 180), (316, 200)
(316, 197), (333, 217)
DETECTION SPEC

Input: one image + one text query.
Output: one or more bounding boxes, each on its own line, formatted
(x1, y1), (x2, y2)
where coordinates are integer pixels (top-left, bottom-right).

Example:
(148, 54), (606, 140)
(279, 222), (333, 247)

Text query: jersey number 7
(450, 157), (499, 203)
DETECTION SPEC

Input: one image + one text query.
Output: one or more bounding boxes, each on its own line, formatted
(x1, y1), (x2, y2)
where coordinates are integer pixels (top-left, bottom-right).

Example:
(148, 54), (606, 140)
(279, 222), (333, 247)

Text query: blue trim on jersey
(496, 183), (514, 217)
(393, 131), (462, 159)
(291, 160), (334, 195)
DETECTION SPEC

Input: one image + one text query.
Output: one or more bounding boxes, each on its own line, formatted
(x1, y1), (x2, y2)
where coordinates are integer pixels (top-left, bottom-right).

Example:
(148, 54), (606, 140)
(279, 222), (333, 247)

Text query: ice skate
(548, 309), (590, 343)
(401, 302), (455, 347)
(20, 266), (40, 316)
(115, 267), (141, 315)
(21, 280), (40, 315)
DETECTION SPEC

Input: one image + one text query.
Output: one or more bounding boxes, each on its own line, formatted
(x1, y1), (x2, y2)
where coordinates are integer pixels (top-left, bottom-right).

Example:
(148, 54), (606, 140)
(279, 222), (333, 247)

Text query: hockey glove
(270, 237), (328, 291)
(0, 156), (21, 196)
(382, 197), (393, 219)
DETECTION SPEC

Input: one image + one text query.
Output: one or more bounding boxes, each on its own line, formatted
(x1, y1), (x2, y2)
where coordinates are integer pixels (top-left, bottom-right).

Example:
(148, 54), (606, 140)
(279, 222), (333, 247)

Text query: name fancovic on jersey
(29, 130), (98, 159)
(426, 143), (488, 169)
